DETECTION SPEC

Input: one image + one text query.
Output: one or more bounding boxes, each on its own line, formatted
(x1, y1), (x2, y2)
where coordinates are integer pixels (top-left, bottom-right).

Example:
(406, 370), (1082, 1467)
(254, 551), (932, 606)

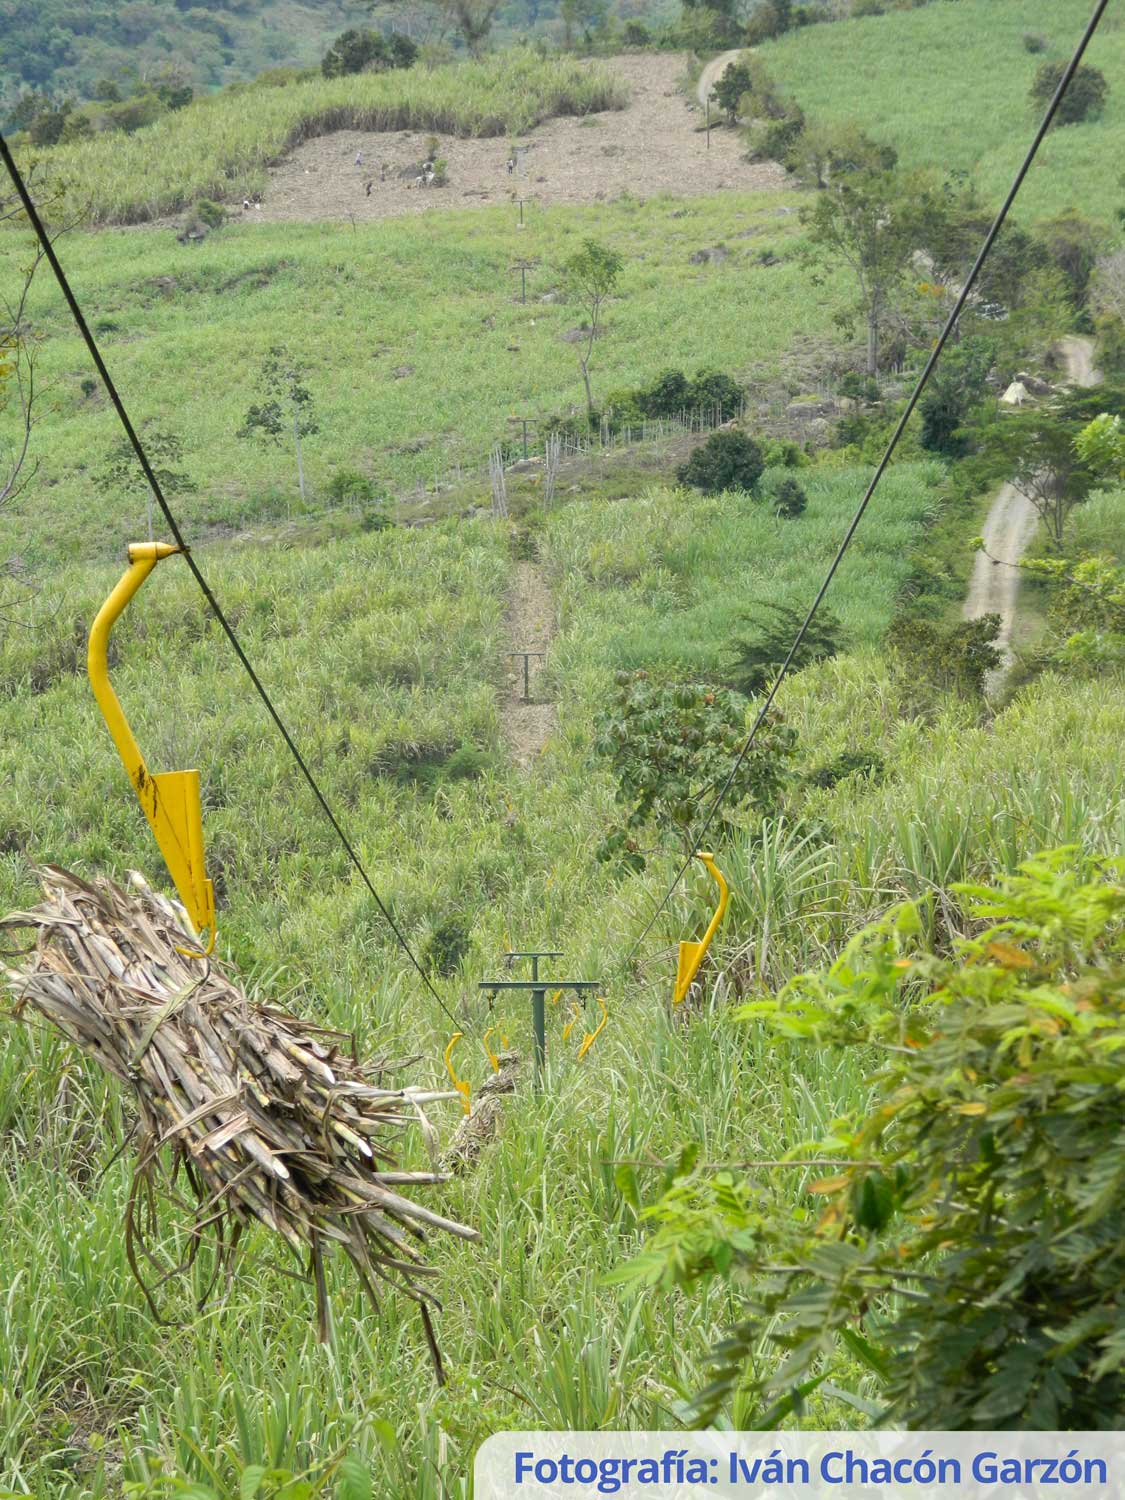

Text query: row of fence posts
(395, 395), (749, 513)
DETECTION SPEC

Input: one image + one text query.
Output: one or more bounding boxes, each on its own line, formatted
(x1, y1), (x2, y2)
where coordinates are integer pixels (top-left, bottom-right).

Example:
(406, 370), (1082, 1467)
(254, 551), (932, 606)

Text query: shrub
(322, 29), (418, 79)
(618, 850), (1125, 1427)
(891, 613), (1002, 700)
(325, 466), (377, 506)
(193, 198), (227, 230)
(805, 748), (883, 788)
(423, 914), (471, 977)
(1022, 30), (1048, 53)
(678, 430), (764, 494)
(687, 367), (743, 420)
(639, 368), (690, 417)
(725, 602), (842, 695)
(1031, 60), (1108, 127)
(622, 19), (651, 45)
(593, 671), (797, 866)
(772, 476), (807, 518)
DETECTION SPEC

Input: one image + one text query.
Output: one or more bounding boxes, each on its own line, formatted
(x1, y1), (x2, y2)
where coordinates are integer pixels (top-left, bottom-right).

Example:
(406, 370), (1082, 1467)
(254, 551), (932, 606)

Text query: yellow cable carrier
(672, 851), (729, 1006)
(87, 542), (216, 954)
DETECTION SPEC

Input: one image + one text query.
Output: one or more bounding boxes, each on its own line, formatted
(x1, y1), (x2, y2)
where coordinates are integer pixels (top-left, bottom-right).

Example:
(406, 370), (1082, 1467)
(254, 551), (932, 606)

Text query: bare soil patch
(254, 54), (785, 225)
(501, 560), (556, 770)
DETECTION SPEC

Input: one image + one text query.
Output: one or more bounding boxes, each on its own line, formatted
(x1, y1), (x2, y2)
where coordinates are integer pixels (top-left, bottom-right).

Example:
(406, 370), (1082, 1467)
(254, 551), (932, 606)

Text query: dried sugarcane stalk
(1, 866), (479, 1378)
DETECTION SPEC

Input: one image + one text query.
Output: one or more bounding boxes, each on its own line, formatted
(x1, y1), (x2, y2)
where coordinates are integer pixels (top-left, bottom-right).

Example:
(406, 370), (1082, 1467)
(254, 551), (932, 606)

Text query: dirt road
(500, 561), (556, 770)
(964, 335), (1101, 692)
(697, 49), (747, 109)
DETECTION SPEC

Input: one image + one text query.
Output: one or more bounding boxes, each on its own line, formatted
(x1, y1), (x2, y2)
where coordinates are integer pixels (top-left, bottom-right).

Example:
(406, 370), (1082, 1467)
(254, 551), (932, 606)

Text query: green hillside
(763, 0), (1125, 221)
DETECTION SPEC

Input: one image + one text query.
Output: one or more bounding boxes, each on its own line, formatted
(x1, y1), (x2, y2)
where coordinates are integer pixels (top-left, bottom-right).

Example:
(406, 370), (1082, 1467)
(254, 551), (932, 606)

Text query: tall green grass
(2, 483), (1123, 1492)
(40, 54), (629, 225)
(763, 0), (1125, 222)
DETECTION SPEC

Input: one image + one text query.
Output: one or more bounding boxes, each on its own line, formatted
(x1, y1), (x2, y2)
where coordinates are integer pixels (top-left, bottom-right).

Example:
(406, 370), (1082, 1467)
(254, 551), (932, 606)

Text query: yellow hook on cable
(673, 851), (729, 1006)
(444, 1033), (472, 1115)
(483, 1023), (509, 1073)
(87, 542), (216, 954)
(577, 996), (608, 1059)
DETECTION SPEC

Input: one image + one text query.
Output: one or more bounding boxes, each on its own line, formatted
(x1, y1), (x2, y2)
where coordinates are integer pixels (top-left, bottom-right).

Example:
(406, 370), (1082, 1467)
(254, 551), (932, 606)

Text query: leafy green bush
(891, 613), (1001, 701)
(622, 19), (651, 45)
(615, 850), (1125, 1428)
(772, 476), (807, 518)
(1031, 60), (1108, 127)
(1022, 31), (1048, 54)
(745, 0), (793, 44)
(322, 29), (418, 79)
(593, 671), (796, 867)
(805, 748), (883, 789)
(678, 430), (763, 494)
(193, 198), (227, 231)
(423, 914), (472, 977)
(325, 467), (377, 506)
(725, 602), (842, 695)
(712, 61), (752, 123)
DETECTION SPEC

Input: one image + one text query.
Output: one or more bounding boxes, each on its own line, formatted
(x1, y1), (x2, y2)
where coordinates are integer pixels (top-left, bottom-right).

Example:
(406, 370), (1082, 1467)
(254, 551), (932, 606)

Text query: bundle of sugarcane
(1, 866), (478, 1378)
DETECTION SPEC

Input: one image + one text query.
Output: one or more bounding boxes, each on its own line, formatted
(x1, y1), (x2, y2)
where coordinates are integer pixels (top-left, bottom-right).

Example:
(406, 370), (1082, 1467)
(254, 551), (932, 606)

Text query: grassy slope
(764, 0), (1125, 222)
(3, 501), (1123, 1493)
(8, 190), (841, 568)
(41, 56), (628, 225)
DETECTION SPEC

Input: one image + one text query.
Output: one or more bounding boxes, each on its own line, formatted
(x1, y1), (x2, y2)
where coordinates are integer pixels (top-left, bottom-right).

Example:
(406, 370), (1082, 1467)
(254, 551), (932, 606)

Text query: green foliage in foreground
(621, 850), (1125, 1428)
(762, 0), (1125, 222)
(36, 53), (628, 225)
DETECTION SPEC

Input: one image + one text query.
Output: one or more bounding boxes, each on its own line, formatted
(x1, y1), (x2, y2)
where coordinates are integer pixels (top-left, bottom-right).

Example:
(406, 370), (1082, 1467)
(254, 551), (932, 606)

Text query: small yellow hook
(443, 1032), (472, 1116)
(562, 999), (582, 1042)
(483, 1024), (509, 1073)
(577, 997), (608, 1060)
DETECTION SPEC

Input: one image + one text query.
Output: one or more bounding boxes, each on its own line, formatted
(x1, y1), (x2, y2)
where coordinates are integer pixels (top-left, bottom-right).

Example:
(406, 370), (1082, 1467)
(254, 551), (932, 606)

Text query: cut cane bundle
(1, 867), (478, 1377)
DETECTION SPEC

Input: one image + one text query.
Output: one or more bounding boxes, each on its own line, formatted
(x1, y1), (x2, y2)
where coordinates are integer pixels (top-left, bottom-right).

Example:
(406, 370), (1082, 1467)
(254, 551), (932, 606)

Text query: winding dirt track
(964, 336), (1101, 692)
(696, 49), (746, 109)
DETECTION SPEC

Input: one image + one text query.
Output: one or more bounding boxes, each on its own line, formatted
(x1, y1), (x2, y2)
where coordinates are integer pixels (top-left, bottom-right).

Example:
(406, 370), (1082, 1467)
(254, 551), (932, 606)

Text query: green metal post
(532, 986), (546, 1074)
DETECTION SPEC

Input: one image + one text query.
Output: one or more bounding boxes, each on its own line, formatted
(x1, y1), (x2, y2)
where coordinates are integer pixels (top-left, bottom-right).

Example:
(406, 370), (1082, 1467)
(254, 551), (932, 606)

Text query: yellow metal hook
(483, 1023), (509, 1073)
(561, 999), (582, 1042)
(87, 542), (216, 954)
(673, 851), (729, 1006)
(444, 1033), (472, 1115)
(577, 996), (608, 1059)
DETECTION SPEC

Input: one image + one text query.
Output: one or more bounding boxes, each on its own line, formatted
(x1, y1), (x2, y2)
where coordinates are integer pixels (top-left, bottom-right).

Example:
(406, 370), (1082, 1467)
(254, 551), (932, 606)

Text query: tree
(371, 0), (501, 54)
(677, 430), (763, 494)
(615, 850), (1125, 1428)
(592, 671), (796, 868)
(1036, 209), (1105, 315)
(238, 346), (319, 504)
(99, 427), (195, 514)
(724, 602), (841, 695)
(975, 405), (1095, 547)
(561, 238), (622, 422)
(560, 0), (609, 48)
(321, 29), (417, 77)
(1074, 411), (1125, 482)
(1031, 60), (1108, 127)
(803, 168), (920, 378)
(918, 336), (994, 457)
(712, 61), (751, 124)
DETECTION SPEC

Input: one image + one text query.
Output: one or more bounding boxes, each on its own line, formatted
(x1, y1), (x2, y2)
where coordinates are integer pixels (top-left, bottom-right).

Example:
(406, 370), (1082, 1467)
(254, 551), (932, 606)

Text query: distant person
(380, 163), (387, 181)
(355, 150), (364, 166)
(365, 179), (373, 197)
(506, 157), (515, 175)
(243, 197), (251, 210)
